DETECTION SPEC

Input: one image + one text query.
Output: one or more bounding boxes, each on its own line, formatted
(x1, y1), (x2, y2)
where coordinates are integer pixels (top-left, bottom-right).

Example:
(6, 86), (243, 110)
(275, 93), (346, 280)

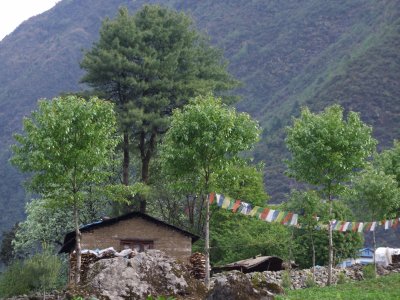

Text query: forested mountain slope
(0, 0), (399, 238)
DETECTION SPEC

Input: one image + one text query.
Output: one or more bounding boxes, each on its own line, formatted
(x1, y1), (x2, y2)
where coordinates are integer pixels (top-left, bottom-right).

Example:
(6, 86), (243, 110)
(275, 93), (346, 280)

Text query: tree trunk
(123, 131), (130, 186)
(311, 234), (316, 281)
(205, 194), (210, 289)
(327, 199), (333, 286)
(138, 130), (157, 213)
(373, 229), (377, 275)
(74, 204), (81, 286)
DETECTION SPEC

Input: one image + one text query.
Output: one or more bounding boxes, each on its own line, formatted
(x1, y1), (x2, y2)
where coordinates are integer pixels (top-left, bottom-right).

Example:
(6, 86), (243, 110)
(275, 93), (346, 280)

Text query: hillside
(0, 0), (399, 239)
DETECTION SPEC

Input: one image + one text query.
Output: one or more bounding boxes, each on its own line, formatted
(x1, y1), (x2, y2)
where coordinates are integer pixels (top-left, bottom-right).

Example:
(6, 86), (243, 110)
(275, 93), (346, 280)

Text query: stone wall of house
(80, 217), (193, 262)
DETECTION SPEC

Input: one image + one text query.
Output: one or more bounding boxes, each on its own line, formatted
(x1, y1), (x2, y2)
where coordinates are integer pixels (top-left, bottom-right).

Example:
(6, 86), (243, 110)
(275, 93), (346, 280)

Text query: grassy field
(276, 273), (400, 300)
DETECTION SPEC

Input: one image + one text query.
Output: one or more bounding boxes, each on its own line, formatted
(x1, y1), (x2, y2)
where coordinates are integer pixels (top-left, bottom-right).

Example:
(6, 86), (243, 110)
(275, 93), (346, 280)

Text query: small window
(120, 240), (154, 252)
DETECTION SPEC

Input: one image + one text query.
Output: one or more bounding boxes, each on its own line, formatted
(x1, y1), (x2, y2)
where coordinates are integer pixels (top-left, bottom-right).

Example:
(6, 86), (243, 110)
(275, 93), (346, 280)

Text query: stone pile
(245, 267), (341, 289)
(69, 247), (135, 282)
(239, 262), (400, 290)
(208, 271), (276, 300)
(85, 249), (206, 300)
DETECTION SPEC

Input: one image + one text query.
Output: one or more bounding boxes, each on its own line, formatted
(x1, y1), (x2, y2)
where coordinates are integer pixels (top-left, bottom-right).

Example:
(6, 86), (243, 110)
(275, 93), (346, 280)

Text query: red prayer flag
(232, 200), (241, 212)
(209, 192), (215, 204)
(282, 212), (293, 225)
(339, 221), (346, 232)
(260, 208), (270, 220)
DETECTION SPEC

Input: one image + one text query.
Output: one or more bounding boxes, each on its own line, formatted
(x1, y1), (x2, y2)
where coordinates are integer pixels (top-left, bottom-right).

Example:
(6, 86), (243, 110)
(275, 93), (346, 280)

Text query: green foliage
(11, 95), (119, 207)
(363, 264), (376, 280)
(292, 227), (363, 268)
(337, 271), (347, 284)
(375, 140), (400, 187)
(160, 94), (262, 237)
(285, 104), (375, 282)
(210, 211), (292, 265)
(277, 273), (400, 299)
(0, 250), (64, 298)
(344, 166), (400, 221)
(81, 5), (238, 191)
(281, 270), (292, 290)
(161, 94), (260, 194)
(12, 195), (113, 257)
(305, 273), (317, 288)
(0, 0), (399, 241)
(285, 105), (377, 195)
(214, 162), (269, 206)
(10, 95), (118, 282)
(285, 190), (363, 268)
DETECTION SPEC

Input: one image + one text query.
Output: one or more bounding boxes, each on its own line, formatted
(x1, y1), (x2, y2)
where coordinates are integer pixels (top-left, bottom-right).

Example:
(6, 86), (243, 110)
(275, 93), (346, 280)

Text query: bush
(0, 260), (30, 297)
(305, 273), (317, 288)
(281, 270), (292, 289)
(337, 271), (347, 284)
(0, 250), (65, 298)
(363, 264), (376, 279)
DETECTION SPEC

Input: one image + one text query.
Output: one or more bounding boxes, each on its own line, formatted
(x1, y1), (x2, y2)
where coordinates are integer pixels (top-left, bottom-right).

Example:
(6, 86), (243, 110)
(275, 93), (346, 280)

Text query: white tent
(375, 247), (400, 266)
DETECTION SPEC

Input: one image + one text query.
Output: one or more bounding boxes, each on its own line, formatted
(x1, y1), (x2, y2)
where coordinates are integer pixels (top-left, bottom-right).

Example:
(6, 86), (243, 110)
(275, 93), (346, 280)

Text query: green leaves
(160, 94), (260, 194)
(285, 104), (377, 192)
(11, 95), (119, 207)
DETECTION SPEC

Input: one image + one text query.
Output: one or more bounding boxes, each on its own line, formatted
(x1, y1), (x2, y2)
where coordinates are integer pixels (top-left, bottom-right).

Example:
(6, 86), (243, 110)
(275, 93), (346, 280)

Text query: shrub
(337, 271), (347, 284)
(363, 264), (376, 279)
(0, 260), (30, 297)
(0, 250), (64, 298)
(305, 273), (317, 288)
(281, 270), (292, 289)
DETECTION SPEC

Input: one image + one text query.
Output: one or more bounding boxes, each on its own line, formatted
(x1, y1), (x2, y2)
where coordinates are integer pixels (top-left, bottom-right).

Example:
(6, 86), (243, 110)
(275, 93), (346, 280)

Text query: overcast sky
(0, 0), (61, 41)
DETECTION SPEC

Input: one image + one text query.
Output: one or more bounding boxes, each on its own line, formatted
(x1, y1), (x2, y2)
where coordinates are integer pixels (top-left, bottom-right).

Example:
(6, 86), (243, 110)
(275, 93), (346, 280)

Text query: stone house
(59, 212), (200, 262)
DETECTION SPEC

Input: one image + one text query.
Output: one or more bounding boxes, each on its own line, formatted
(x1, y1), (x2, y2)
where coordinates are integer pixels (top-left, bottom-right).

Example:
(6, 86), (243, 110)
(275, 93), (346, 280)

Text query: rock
(207, 271), (274, 300)
(85, 249), (204, 300)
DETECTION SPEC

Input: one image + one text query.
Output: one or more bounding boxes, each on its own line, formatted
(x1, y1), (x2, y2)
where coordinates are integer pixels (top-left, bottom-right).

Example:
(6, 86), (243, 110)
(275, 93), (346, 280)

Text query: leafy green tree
(11, 96), (118, 285)
(345, 167), (400, 270)
(285, 104), (376, 285)
(160, 94), (260, 287)
(81, 6), (238, 212)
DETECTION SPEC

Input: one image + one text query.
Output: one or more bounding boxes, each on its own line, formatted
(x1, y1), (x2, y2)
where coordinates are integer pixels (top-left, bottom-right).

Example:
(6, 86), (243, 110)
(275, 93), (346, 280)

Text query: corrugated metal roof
(223, 256), (280, 268)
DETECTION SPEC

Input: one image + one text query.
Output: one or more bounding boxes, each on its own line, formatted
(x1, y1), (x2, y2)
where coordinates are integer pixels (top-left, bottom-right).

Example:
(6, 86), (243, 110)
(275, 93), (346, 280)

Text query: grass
(276, 273), (400, 300)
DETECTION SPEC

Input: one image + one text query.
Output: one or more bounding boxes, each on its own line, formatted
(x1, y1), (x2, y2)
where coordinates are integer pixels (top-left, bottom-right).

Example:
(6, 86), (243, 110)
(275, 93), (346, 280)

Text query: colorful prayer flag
(209, 193), (215, 204)
(260, 208), (270, 220)
(232, 200), (241, 212)
(222, 196), (231, 209)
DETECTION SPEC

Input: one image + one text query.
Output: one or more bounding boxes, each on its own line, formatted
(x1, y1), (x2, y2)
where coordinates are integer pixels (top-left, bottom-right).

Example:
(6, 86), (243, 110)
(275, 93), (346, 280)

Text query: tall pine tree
(81, 6), (238, 212)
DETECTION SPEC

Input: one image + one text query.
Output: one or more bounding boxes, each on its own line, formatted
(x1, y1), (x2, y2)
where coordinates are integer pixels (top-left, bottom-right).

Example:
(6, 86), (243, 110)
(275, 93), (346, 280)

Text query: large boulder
(84, 249), (205, 300)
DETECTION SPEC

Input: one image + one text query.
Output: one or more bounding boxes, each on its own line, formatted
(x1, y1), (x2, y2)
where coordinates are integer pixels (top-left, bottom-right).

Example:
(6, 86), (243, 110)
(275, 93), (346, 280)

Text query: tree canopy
(285, 105), (377, 194)
(80, 6), (239, 210)
(161, 94), (260, 195)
